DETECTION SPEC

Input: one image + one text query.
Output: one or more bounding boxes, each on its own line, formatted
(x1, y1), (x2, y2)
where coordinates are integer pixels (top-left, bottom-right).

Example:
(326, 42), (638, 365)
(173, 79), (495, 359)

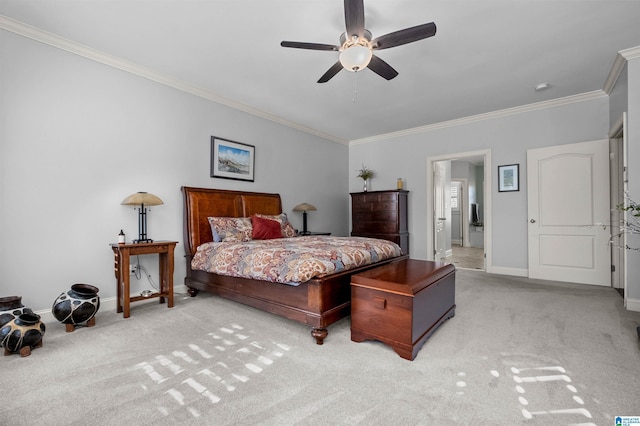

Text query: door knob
(530, 219), (536, 223)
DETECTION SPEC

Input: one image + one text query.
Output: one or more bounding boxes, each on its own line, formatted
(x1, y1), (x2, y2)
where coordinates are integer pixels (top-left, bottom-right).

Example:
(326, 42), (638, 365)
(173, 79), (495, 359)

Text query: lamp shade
(339, 45), (372, 72)
(293, 203), (317, 212)
(121, 192), (164, 206)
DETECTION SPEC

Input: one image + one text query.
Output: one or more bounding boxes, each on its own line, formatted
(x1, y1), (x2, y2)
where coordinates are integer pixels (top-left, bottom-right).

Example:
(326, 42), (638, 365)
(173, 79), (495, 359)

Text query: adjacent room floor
(447, 245), (484, 270)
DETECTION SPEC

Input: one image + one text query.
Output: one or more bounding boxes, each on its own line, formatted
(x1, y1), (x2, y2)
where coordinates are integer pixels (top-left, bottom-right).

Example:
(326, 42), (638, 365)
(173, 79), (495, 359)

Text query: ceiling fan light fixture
(339, 44), (372, 72)
(281, 2), (436, 83)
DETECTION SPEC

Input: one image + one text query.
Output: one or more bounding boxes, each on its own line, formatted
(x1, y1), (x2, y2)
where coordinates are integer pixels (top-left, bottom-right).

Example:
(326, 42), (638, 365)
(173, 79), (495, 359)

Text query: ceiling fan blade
(344, 0), (365, 38)
(367, 55), (399, 80)
(318, 61), (344, 83)
(372, 22), (437, 50)
(281, 41), (339, 51)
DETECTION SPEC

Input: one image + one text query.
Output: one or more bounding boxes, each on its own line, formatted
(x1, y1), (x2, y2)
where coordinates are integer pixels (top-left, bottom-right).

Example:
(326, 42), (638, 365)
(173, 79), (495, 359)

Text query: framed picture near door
(498, 164), (519, 192)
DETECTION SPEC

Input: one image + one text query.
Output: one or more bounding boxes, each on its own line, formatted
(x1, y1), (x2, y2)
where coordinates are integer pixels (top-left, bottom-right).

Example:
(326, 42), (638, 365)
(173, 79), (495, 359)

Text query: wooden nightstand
(110, 241), (178, 318)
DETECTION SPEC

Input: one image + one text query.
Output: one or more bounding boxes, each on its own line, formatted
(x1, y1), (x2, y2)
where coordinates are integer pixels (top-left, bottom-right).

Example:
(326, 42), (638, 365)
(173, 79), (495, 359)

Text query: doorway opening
(449, 178), (483, 269)
(426, 149), (492, 272)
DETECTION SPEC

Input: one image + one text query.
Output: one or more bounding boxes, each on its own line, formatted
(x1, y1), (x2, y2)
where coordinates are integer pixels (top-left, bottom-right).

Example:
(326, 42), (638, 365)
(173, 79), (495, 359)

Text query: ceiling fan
(280, 0), (436, 83)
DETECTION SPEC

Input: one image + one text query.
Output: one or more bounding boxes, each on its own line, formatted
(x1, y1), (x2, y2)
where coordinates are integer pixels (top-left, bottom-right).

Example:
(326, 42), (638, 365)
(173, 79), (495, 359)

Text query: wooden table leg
(167, 247), (174, 308)
(121, 248), (131, 318)
(159, 252), (167, 304)
(114, 250), (123, 314)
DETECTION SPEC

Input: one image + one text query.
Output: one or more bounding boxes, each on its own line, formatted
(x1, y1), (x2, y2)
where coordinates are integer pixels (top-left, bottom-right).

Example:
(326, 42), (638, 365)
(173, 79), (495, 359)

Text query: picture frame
(210, 136), (255, 182)
(498, 164), (519, 192)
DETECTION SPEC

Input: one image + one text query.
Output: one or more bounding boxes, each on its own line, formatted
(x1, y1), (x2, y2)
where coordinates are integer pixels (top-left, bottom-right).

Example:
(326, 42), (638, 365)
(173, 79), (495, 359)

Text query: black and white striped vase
(52, 284), (100, 332)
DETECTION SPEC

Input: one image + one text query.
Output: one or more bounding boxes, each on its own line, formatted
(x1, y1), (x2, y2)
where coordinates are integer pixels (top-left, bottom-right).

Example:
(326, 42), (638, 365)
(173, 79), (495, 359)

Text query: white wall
(0, 31), (348, 312)
(623, 57), (640, 305)
(349, 96), (610, 272)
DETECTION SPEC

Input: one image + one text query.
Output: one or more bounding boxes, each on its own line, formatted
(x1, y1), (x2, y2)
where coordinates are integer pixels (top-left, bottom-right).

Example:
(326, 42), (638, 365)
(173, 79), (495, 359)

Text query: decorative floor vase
(52, 284), (100, 332)
(0, 296), (34, 328)
(0, 312), (45, 357)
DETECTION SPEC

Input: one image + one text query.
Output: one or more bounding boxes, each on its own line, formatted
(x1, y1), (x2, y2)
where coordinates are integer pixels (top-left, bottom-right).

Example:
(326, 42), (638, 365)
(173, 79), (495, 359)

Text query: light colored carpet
(2, 269), (640, 425)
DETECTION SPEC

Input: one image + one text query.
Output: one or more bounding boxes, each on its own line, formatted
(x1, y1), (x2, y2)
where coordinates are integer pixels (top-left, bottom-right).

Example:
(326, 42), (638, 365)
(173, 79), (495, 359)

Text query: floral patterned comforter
(191, 236), (402, 285)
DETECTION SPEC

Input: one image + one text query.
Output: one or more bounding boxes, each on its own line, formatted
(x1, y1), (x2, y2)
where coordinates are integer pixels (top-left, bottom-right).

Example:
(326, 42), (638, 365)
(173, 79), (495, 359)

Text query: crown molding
(2, 14), (634, 148)
(349, 90), (607, 145)
(603, 46), (640, 94)
(0, 14), (348, 145)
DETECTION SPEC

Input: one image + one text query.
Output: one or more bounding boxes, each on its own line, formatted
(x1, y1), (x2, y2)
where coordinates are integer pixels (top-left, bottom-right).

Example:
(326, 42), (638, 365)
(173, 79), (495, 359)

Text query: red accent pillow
(251, 215), (283, 240)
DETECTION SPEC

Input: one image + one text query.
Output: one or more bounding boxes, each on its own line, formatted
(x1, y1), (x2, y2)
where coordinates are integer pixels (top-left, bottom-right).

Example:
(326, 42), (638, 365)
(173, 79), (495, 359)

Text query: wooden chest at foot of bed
(350, 259), (456, 360)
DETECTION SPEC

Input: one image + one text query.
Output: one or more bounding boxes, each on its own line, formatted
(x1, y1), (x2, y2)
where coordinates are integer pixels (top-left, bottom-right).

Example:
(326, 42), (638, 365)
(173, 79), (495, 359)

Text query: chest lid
(351, 259), (455, 296)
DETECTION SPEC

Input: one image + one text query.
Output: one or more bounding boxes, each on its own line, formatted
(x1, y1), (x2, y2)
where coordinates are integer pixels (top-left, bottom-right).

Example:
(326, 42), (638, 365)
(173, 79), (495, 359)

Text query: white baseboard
(485, 268), (640, 313)
(625, 297), (640, 312)
(486, 266), (529, 277)
(35, 284), (189, 324)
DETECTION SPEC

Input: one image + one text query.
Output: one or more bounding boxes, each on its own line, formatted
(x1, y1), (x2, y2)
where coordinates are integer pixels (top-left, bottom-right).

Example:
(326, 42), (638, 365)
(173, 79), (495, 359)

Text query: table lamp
(121, 192), (164, 243)
(293, 203), (317, 235)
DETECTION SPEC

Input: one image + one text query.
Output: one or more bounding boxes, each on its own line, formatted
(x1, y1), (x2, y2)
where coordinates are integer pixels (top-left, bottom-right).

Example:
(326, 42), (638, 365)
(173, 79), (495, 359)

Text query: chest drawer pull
(373, 297), (387, 309)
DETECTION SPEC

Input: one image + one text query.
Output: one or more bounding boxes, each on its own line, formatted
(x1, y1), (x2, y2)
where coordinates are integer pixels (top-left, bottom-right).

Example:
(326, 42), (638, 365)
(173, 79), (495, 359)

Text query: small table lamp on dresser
(121, 191), (163, 243)
(293, 203), (317, 235)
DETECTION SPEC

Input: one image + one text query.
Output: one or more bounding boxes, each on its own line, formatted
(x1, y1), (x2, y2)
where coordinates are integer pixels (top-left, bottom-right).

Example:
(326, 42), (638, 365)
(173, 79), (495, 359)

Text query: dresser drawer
(353, 211), (397, 222)
(376, 202), (398, 211)
(377, 192), (399, 202)
(352, 203), (374, 212)
(352, 202), (398, 213)
(351, 194), (376, 204)
(352, 192), (398, 204)
(352, 222), (399, 234)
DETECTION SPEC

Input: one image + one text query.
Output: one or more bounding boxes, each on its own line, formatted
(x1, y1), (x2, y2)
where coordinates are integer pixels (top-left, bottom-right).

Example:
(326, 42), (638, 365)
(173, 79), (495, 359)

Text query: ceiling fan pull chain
(352, 72), (358, 103)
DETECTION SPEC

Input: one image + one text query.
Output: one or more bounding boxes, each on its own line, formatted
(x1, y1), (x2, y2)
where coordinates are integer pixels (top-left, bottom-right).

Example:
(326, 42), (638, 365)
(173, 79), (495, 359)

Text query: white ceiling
(2, 1), (640, 144)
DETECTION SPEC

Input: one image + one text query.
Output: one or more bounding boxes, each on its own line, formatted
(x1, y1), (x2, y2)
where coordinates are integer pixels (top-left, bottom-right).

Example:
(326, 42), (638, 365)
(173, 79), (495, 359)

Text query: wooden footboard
(185, 254), (408, 344)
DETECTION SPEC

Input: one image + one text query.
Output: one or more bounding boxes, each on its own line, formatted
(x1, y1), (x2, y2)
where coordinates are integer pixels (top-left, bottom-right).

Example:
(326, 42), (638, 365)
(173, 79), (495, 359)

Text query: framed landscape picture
(210, 136), (255, 182)
(498, 164), (519, 192)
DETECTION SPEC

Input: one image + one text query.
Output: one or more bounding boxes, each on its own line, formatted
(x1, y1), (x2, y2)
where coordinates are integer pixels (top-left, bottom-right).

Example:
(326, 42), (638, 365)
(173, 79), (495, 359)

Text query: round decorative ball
(0, 312), (45, 356)
(52, 284), (100, 326)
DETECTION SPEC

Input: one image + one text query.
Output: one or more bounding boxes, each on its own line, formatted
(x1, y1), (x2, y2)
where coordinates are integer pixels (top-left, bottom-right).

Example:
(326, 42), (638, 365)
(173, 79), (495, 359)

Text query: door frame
(426, 149), (492, 272)
(610, 113), (628, 305)
(433, 160), (448, 262)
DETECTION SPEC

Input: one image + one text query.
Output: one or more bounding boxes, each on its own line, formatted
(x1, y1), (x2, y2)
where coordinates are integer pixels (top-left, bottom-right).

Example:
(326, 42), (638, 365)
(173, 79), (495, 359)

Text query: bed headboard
(182, 186), (283, 256)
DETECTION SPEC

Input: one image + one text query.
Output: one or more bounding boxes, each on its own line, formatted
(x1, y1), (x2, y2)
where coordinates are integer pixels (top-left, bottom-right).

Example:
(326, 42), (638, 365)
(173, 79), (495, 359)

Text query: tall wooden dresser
(350, 190), (409, 254)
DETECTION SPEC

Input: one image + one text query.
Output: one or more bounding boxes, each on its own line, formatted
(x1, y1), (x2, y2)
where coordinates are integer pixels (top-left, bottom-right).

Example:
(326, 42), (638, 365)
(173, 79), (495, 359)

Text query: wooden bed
(182, 186), (407, 344)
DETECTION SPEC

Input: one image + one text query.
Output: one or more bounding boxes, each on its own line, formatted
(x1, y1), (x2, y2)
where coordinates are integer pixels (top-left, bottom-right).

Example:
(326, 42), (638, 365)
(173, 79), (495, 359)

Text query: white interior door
(527, 139), (610, 286)
(434, 162), (447, 262)
(451, 180), (463, 245)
